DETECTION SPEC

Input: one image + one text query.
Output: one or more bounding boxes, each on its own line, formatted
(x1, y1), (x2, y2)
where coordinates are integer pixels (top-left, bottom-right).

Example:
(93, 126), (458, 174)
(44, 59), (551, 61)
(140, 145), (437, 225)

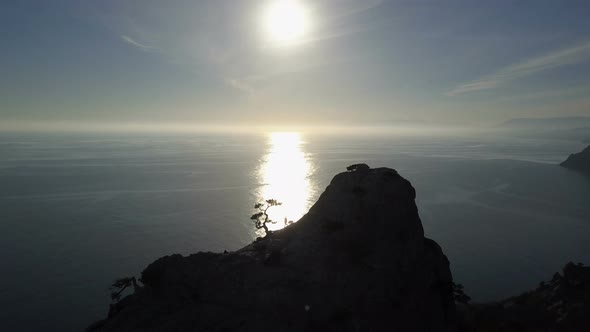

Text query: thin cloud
(225, 55), (358, 95)
(120, 35), (155, 52)
(447, 41), (590, 96)
(225, 78), (256, 94)
(327, 0), (384, 20)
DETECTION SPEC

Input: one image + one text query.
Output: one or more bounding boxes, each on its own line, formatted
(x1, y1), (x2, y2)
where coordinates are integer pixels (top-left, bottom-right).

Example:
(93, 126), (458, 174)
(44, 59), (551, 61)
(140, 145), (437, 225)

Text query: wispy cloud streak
(120, 35), (155, 52)
(447, 41), (590, 96)
(225, 78), (256, 94)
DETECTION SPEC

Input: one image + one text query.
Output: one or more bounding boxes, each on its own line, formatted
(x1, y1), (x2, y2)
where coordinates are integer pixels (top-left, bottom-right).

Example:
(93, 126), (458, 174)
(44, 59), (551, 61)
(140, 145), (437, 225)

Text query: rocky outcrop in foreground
(561, 145), (590, 174)
(88, 167), (456, 331)
(459, 262), (590, 331)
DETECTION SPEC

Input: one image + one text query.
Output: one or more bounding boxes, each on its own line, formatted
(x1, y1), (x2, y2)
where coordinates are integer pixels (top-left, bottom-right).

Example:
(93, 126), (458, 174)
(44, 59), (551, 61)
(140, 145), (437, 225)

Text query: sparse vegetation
(250, 199), (282, 237)
(110, 277), (138, 302)
(452, 282), (471, 304)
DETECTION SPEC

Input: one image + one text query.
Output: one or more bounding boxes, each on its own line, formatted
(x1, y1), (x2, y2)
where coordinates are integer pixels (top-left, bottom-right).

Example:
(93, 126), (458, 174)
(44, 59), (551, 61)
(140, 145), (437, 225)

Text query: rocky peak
(88, 166), (456, 332)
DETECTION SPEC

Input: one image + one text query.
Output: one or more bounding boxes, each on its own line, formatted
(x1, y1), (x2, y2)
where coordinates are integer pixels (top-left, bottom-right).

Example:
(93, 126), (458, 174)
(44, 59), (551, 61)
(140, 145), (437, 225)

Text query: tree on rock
(110, 276), (140, 302)
(250, 199), (282, 237)
(452, 282), (471, 304)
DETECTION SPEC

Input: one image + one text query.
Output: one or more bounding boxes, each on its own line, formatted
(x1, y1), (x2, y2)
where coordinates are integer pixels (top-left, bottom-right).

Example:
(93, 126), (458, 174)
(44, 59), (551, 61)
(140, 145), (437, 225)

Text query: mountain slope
(88, 166), (456, 332)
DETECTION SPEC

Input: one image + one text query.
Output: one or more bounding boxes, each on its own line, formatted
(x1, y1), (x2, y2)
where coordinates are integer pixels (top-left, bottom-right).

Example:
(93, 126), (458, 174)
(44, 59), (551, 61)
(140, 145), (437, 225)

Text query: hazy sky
(2, 0), (590, 129)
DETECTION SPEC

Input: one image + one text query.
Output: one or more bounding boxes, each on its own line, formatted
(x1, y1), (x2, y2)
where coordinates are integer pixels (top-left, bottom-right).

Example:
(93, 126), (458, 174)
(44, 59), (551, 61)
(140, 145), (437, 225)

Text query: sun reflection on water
(256, 132), (315, 231)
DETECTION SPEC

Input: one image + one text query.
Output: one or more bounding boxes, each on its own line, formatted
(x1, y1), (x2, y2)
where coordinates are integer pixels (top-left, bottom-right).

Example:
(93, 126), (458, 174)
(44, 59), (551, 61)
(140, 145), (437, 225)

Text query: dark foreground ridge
(561, 145), (590, 175)
(458, 262), (590, 331)
(88, 166), (590, 331)
(89, 166), (456, 331)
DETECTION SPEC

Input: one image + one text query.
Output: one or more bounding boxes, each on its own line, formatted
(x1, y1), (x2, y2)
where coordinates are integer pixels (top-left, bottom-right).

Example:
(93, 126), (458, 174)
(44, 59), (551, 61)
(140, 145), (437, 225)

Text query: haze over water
(3, 1), (590, 330)
(1, 130), (589, 331)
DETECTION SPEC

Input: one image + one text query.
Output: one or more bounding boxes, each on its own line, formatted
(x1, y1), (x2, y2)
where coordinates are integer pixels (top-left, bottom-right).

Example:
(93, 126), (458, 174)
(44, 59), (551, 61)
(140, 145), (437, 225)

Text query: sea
(1, 130), (589, 331)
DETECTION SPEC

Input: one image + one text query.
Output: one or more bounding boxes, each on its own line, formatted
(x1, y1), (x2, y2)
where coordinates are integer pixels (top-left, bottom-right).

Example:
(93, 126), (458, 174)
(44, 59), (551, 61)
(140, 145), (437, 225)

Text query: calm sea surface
(1, 131), (589, 331)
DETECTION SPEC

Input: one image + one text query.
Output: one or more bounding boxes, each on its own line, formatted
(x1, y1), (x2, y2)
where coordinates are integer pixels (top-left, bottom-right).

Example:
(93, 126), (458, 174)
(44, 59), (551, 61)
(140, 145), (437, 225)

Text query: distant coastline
(561, 144), (590, 174)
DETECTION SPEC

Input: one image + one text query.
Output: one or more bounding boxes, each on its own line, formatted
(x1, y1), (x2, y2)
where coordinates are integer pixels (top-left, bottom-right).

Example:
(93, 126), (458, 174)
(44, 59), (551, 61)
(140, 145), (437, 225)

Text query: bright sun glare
(257, 132), (314, 233)
(263, 0), (309, 44)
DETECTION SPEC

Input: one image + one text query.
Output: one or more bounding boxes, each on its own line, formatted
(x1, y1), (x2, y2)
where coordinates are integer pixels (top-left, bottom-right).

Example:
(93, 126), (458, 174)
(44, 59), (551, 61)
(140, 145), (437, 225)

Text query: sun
(263, 0), (309, 45)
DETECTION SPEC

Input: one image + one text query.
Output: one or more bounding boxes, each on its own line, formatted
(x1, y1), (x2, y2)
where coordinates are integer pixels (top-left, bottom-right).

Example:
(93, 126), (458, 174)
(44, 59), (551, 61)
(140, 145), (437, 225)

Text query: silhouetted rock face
(459, 262), (590, 332)
(561, 145), (590, 174)
(88, 167), (456, 332)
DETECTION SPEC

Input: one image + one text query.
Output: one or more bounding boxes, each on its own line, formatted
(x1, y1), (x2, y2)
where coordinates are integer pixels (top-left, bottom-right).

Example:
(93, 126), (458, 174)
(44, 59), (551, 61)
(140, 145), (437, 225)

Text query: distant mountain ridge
(498, 117), (590, 142)
(500, 117), (590, 130)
